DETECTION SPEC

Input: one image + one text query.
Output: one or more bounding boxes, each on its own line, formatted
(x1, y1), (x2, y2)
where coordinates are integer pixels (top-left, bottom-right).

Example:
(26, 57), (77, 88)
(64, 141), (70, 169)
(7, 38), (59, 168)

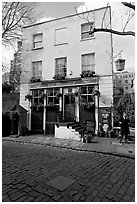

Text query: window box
(53, 74), (66, 80)
(30, 77), (41, 83)
(80, 70), (95, 78)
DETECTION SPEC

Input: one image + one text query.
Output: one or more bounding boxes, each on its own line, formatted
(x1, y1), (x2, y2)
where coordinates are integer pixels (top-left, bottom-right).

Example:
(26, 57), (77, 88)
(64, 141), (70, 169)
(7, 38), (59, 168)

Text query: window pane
(81, 22), (94, 39)
(32, 61), (42, 78)
(82, 54), (95, 72)
(55, 57), (67, 76)
(33, 33), (43, 48)
(81, 87), (87, 94)
(34, 42), (42, 49)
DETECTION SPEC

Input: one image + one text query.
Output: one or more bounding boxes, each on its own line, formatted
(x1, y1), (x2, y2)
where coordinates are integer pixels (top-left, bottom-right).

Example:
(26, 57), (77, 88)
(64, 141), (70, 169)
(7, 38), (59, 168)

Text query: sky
(2, 1), (135, 73)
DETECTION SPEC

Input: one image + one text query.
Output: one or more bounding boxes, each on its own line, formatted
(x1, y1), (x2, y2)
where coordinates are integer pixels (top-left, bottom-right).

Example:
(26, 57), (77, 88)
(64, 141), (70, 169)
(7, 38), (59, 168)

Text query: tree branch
(90, 28), (135, 37)
(122, 2), (135, 10)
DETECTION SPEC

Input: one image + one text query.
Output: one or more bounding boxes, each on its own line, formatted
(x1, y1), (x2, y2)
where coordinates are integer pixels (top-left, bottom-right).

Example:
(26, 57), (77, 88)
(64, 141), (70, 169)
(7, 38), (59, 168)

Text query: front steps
(55, 121), (85, 141)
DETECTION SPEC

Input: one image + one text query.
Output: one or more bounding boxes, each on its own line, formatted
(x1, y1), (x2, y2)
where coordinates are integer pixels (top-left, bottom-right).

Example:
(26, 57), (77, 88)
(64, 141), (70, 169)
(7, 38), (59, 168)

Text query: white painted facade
(20, 6), (113, 135)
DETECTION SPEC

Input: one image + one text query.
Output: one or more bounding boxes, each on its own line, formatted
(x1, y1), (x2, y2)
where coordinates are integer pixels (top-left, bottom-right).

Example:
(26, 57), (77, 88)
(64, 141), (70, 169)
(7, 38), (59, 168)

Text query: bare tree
(2, 2), (37, 47)
(76, 2), (135, 37)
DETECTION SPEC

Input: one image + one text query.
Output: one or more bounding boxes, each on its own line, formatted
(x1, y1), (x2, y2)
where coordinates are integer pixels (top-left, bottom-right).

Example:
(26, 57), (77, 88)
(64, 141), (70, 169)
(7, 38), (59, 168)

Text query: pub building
(20, 6), (113, 140)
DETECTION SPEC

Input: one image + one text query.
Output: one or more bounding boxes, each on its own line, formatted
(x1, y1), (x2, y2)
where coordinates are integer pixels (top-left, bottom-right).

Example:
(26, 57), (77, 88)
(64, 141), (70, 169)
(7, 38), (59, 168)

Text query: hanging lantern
(115, 58), (126, 71)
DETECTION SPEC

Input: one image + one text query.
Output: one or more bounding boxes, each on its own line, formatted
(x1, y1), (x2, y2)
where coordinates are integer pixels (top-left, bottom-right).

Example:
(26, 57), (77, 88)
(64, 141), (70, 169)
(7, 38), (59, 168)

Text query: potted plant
(53, 74), (65, 80)
(30, 77), (41, 83)
(80, 70), (95, 78)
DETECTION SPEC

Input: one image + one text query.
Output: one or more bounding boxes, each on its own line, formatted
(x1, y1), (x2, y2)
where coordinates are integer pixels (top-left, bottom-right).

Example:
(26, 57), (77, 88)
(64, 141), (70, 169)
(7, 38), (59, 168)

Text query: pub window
(82, 53), (95, 72)
(55, 57), (67, 77)
(80, 86), (94, 103)
(32, 61), (42, 79)
(32, 89), (44, 105)
(33, 33), (43, 49)
(81, 22), (94, 40)
(47, 88), (59, 105)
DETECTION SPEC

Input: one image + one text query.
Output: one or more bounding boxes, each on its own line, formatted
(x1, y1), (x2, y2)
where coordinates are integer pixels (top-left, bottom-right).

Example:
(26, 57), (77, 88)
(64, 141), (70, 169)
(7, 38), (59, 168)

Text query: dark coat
(119, 117), (130, 135)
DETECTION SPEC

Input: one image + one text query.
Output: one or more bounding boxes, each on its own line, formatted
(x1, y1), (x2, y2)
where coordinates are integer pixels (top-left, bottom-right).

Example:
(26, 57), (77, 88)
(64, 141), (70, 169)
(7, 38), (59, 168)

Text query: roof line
(24, 6), (110, 29)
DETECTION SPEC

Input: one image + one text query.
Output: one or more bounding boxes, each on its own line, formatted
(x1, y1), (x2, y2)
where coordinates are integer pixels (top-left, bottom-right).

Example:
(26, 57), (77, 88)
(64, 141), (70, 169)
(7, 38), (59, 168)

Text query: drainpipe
(43, 90), (47, 135)
(59, 88), (63, 111)
(28, 95), (32, 132)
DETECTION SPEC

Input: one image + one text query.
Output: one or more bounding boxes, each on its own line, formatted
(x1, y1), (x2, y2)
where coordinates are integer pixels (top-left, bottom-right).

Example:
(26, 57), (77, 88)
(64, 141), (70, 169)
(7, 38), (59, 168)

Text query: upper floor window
(55, 27), (67, 45)
(82, 53), (95, 72)
(55, 57), (67, 77)
(33, 33), (43, 49)
(125, 80), (128, 83)
(32, 61), (42, 79)
(81, 22), (94, 40)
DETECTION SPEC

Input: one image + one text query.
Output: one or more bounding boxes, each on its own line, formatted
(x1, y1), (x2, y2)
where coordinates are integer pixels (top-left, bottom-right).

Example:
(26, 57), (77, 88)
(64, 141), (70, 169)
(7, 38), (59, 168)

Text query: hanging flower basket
(25, 94), (32, 101)
(74, 91), (79, 97)
(92, 90), (100, 97)
(84, 102), (95, 110)
(40, 93), (47, 99)
(56, 92), (62, 98)
(115, 58), (126, 71)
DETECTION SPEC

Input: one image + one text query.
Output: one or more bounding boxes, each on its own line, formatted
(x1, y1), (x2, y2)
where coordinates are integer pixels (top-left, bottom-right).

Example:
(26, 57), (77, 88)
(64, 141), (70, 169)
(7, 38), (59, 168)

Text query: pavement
(2, 140), (135, 202)
(2, 134), (135, 158)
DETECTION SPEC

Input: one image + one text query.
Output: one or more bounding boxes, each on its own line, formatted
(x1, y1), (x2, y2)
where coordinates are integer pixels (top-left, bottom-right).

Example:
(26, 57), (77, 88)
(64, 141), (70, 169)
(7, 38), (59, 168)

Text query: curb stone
(2, 137), (135, 159)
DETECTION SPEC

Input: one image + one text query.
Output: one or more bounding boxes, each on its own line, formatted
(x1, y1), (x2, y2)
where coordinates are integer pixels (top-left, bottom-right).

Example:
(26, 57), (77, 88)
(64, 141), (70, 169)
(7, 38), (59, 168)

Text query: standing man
(119, 112), (130, 143)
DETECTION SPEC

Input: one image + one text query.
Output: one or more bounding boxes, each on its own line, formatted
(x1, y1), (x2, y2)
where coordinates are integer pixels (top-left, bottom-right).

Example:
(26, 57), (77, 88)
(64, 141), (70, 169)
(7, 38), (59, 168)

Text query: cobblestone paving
(2, 141), (135, 202)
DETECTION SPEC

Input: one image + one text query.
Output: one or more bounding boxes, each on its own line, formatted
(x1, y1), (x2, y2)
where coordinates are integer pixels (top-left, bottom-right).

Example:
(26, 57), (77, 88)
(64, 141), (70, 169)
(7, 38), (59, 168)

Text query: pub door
(64, 94), (75, 122)
(31, 111), (43, 134)
(46, 109), (58, 134)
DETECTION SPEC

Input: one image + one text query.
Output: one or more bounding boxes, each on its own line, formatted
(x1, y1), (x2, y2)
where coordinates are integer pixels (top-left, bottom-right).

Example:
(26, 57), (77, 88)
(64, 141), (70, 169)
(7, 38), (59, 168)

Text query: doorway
(64, 94), (75, 122)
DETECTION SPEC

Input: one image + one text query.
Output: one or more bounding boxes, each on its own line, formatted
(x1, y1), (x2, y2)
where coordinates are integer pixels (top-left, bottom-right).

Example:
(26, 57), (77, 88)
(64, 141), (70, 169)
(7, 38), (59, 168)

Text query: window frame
(32, 61), (42, 79)
(33, 33), (43, 49)
(32, 89), (44, 105)
(47, 88), (59, 105)
(55, 57), (67, 77)
(80, 86), (94, 103)
(81, 22), (94, 40)
(81, 53), (95, 72)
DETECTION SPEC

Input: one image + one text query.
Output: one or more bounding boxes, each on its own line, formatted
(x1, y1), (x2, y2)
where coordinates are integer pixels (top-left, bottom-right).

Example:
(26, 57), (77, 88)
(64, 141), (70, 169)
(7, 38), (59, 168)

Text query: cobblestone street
(2, 141), (135, 202)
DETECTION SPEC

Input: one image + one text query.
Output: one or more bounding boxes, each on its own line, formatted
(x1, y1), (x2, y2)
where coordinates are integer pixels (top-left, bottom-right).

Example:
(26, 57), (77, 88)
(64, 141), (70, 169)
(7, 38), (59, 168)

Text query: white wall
(21, 7), (112, 83)
(20, 84), (30, 110)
